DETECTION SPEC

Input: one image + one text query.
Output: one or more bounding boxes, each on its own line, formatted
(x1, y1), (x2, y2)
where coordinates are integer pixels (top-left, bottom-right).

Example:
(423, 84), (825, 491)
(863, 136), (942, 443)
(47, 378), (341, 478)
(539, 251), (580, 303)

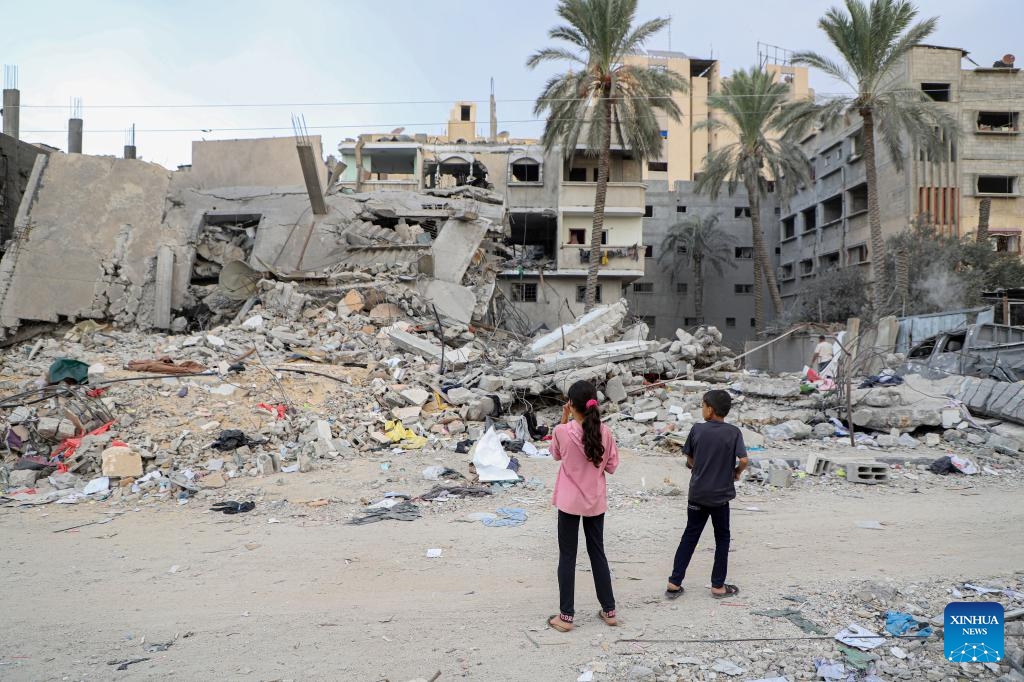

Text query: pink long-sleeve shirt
(550, 420), (619, 516)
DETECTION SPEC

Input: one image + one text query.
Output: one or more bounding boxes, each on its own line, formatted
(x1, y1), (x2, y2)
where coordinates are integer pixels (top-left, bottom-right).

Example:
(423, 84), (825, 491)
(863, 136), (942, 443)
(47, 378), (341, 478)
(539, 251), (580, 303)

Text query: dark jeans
(668, 502), (731, 588)
(557, 510), (615, 616)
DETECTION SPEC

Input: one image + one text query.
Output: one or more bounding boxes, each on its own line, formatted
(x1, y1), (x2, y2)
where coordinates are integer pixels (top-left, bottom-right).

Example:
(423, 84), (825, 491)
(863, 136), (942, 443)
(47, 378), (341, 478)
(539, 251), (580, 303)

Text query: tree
(528, 0), (687, 311)
(976, 198), (992, 244)
(657, 212), (737, 322)
(792, 0), (958, 317)
(693, 67), (812, 331)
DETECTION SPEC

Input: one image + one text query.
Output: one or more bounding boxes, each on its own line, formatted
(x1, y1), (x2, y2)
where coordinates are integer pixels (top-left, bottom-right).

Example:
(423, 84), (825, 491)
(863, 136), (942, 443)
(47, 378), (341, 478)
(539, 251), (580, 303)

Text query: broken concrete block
(392, 405), (422, 421)
(369, 303), (403, 321)
(446, 387), (474, 406)
(338, 290), (365, 316)
(762, 420), (812, 441)
(199, 471), (226, 489)
(477, 375), (506, 392)
(101, 446), (143, 478)
(464, 397), (495, 422)
(8, 469), (40, 488)
(605, 376), (628, 403)
(736, 377), (800, 399)
(633, 411), (658, 423)
(812, 422), (834, 438)
(415, 279), (476, 325)
(924, 433), (941, 447)
(987, 434), (1021, 455)
(529, 301), (628, 355)
(401, 387), (432, 406)
(505, 362), (537, 380)
(387, 329), (480, 368)
(37, 417), (76, 441)
(431, 219), (488, 284)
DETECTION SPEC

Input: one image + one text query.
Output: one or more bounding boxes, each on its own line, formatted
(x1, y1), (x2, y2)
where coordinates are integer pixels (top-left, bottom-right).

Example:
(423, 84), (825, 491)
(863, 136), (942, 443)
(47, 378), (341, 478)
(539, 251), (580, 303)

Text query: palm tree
(693, 67), (812, 331)
(658, 212), (737, 322)
(976, 198), (992, 244)
(792, 0), (958, 317)
(528, 0), (687, 311)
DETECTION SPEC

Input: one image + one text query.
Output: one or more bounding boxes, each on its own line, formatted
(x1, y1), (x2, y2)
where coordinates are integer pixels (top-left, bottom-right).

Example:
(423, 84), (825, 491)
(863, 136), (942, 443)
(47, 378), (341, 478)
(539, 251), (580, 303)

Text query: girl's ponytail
(567, 380), (605, 467)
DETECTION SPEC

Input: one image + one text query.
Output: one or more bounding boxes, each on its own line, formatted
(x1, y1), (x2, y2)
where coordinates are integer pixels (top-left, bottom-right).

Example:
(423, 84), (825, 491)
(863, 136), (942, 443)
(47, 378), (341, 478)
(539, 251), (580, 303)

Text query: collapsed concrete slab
(958, 376), (1024, 426)
(529, 300), (628, 356)
(534, 339), (659, 375)
(414, 279), (476, 325)
(429, 219), (489, 285)
(850, 374), (961, 432)
(386, 328), (480, 368)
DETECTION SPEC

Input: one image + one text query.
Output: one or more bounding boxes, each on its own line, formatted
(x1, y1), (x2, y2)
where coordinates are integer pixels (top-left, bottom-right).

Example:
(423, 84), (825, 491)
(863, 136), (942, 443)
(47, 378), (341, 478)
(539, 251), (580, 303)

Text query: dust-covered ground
(2, 448), (1022, 682)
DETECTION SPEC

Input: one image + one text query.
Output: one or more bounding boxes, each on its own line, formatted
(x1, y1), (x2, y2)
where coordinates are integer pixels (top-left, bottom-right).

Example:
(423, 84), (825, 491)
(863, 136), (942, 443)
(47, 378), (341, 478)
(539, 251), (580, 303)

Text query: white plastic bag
(471, 427), (519, 482)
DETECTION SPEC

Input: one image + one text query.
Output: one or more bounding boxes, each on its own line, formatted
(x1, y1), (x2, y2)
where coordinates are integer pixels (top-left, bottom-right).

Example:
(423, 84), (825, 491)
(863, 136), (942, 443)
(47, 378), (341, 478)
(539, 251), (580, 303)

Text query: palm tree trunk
(693, 255), (704, 322)
(895, 245), (909, 315)
(744, 179), (783, 319)
(753, 251), (764, 333)
(585, 100), (613, 311)
(861, 108), (887, 318)
(976, 197), (991, 243)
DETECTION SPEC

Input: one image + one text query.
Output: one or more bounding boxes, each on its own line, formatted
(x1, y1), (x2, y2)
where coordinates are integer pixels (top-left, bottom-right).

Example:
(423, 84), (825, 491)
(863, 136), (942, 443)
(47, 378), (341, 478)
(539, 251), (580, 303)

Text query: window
(568, 168), (587, 181)
(734, 283), (753, 295)
(576, 284), (602, 303)
(568, 229), (586, 244)
(684, 317), (701, 326)
(820, 251), (840, 270)
(976, 111), (1020, 134)
(801, 206), (817, 232)
(734, 246), (754, 260)
(977, 175), (1017, 195)
(633, 282), (654, 294)
(511, 283), (537, 302)
(659, 130), (668, 139)
(848, 244), (869, 264)
(648, 161), (668, 172)
(676, 205), (687, 213)
(799, 258), (814, 276)
(734, 206), (751, 218)
(644, 245), (654, 258)
(822, 194), (843, 223)
(921, 82), (950, 102)
(644, 205), (654, 217)
(766, 180), (777, 193)
(750, 318), (757, 328)
(676, 282), (688, 294)
(848, 184), (868, 213)
(849, 129), (864, 159)
(592, 168), (600, 182)
(782, 215), (796, 240)
(780, 263), (794, 281)
(511, 159), (540, 182)
(460, 105), (471, 121)
(725, 317), (736, 328)
(992, 234), (1021, 255)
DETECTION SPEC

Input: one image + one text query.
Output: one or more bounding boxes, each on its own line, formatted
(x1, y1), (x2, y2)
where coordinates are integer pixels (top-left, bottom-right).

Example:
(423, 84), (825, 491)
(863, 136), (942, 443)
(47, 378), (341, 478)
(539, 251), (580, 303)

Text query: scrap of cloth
(348, 501), (421, 525)
(126, 357), (206, 375)
(481, 507), (528, 527)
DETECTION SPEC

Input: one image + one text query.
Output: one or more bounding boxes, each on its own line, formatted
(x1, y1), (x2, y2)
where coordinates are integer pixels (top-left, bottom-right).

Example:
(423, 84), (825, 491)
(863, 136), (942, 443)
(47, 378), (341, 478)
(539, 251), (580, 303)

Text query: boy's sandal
(598, 610), (618, 626)
(711, 584), (740, 599)
(547, 614), (573, 632)
(665, 586), (684, 600)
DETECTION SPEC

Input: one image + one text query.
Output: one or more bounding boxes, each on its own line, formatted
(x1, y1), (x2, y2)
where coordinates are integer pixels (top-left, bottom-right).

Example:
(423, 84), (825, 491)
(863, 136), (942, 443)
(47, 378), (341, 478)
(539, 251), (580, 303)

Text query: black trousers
(668, 501), (731, 588)
(557, 510), (615, 616)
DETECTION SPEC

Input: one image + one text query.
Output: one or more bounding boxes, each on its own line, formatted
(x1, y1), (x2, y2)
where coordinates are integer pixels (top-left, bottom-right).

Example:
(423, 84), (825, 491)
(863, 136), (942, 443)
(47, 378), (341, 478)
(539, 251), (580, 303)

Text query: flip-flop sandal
(711, 584), (740, 599)
(665, 586), (685, 600)
(598, 610), (618, 626)
(547, 614), (573, 632)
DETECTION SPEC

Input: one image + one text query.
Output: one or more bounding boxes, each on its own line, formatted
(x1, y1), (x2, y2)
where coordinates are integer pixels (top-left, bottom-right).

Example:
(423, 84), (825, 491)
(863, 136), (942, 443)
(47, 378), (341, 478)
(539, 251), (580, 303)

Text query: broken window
(676, 282), (688, 294)
(799, 259), (814, 276)
(977, 175), (1017, 194)
(644, 205), (654, 217)
(801, 206), (817, 232)
(734, 283), (753, 294)
(976, 111), (1019, 133)
(848, 184), (868, 213)
(576, 285), (602, 303)
(568, 229), (586, 245)
(568, 167), (587, 182)
(734, 206), (751, 218)
(780, 263), (794, 281)
(509, 213), (557, 260)
(426, 157), (491, 190)
(511, 158), (541, 182)
(849, 129), (864, 158)
(782, 215), (796, 239)
(511, 283), (538, 302)
(725, 317), (736, 327)
(633, 282), (654, 294)
(822, 194), (843, 223)
(820, 251), (840, 270)
(848, 244), (869, 264)
(992, 234), (1021, 254)
(676, 205), (687, 213)
(648, 161), (668, 172)
(921, 82), (951, 102)
(186, 213), (262, 330)
(734, 246), (753, 260)
(644, 245), (654, 258)
(460, 105), (471, 121)
(908, 337), (936, 359)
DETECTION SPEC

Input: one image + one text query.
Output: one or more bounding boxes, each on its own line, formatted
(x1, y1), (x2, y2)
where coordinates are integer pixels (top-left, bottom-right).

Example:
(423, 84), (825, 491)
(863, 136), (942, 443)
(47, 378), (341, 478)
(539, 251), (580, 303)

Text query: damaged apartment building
(778, 45), (1024, 305)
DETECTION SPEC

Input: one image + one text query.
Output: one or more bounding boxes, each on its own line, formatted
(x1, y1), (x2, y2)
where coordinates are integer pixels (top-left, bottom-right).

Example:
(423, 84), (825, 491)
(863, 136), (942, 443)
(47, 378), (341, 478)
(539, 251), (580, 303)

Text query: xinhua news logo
(944, 602), (1003, 663)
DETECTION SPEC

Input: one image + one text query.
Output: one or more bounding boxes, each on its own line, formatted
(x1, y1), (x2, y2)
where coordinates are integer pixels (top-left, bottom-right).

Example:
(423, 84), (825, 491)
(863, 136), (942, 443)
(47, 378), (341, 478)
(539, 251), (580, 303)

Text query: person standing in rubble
(665, 389), (748, 600)
(811, 335), (834, 373)
(546, 380), (620, 633)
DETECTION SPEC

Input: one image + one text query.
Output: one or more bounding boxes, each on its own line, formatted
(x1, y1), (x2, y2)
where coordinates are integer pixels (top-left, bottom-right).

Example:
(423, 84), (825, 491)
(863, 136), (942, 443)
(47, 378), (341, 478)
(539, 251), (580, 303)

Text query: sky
(4, 0), (1021, 168)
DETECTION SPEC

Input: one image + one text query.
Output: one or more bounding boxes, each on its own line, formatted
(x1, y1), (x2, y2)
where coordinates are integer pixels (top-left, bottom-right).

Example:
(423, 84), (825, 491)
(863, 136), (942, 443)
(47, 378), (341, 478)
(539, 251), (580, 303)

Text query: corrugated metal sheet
(895, 307), (993, 353)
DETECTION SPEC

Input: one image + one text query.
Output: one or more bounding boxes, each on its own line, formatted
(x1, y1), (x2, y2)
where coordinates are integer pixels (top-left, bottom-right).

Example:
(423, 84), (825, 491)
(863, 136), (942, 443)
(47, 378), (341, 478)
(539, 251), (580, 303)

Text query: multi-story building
(778, 45), (1024, 305)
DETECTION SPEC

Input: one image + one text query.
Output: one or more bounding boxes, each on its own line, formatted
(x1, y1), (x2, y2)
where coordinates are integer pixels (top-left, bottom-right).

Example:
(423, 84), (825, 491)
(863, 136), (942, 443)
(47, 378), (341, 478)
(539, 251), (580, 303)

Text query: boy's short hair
(818, 335), (826, 342)
(703, 389), (732, 418)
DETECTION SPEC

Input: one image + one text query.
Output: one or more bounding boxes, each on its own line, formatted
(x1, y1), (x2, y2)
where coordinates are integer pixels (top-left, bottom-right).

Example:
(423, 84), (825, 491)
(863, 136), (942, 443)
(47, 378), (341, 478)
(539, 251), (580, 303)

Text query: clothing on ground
(550, 420), (619, 516)
(683, 420), (746, 507)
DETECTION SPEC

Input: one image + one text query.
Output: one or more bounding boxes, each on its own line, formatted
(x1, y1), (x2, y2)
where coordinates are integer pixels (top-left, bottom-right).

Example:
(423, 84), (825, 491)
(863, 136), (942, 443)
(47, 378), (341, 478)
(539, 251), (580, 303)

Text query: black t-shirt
(682, 420), (747, 507)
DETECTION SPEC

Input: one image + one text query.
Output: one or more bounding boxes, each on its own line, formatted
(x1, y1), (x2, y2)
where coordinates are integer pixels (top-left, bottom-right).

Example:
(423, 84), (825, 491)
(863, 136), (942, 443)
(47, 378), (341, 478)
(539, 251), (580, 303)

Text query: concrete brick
(805, 454), (833, 476)
(846, 461), (891, 485)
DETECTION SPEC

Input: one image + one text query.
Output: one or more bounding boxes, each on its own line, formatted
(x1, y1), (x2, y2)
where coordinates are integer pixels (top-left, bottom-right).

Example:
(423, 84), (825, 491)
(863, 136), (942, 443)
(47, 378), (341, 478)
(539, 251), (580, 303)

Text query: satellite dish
(218, 260), (261, 300)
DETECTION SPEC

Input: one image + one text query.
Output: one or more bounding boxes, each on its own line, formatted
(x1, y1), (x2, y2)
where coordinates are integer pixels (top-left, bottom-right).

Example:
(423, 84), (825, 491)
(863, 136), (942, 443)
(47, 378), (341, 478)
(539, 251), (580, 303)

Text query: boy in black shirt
(665, 390), (748, 599)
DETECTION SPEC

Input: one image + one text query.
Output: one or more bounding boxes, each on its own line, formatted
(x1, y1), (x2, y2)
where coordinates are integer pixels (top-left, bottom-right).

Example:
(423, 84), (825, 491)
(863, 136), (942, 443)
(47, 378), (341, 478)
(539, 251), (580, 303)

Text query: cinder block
(805, 454), (833, 476)
(846, 461), (890, 484)
(766, 467), (793, 487)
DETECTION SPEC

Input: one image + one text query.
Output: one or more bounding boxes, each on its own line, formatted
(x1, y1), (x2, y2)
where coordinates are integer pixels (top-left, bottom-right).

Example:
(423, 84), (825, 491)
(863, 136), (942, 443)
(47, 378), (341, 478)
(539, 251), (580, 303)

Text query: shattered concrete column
(68, 119), (83, 154)
(123, 145), (137, 159)
(2, 65), (19, 139)
(152, 245), (174, 330)
(296, 144), (327, 215)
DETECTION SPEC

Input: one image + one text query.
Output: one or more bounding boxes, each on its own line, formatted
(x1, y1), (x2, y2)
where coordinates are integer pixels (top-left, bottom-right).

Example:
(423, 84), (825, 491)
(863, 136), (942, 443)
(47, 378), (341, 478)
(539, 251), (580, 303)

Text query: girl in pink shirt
(547, 380), (620, 633)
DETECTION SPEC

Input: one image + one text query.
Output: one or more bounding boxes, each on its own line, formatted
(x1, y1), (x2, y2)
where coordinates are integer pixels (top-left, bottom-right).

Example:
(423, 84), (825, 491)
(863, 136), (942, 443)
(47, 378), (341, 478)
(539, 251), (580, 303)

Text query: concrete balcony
(558, 182), (646, 215)
(556, 243), (645, 274)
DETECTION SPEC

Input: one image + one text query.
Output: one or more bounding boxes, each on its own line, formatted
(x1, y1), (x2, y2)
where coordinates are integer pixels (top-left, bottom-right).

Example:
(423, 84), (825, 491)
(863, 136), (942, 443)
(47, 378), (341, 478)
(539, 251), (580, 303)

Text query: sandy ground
(2, 449), (1022, 681)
